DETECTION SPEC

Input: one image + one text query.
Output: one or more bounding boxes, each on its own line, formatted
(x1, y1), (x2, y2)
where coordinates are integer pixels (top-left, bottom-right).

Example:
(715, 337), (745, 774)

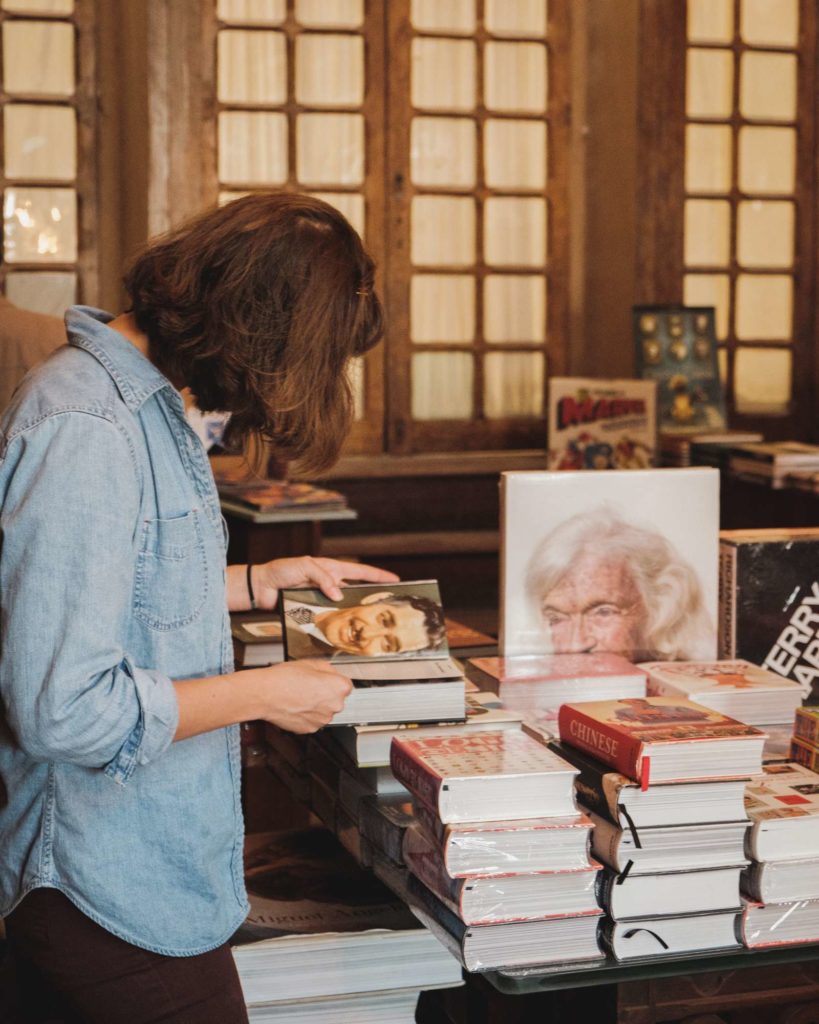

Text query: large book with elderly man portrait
(499, 468), (719, 661)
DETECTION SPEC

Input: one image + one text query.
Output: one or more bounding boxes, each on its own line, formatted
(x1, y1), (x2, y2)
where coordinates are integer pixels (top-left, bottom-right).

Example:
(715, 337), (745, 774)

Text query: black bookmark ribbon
(622, 928), (669, 950)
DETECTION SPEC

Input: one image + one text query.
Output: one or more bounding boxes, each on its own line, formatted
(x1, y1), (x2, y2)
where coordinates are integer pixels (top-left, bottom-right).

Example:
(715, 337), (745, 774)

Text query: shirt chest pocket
(133, 510), (209, 631)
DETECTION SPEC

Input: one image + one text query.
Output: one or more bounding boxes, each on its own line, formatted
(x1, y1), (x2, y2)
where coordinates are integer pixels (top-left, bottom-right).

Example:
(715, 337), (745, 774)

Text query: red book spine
(558, 705), (645, 782)
(390, 740), (442, 812)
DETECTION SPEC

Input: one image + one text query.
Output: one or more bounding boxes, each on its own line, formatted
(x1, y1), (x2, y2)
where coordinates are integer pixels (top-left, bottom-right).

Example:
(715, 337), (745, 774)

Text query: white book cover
(643, 660), (802, 696)
(547, 377), (657, 471)
(500, 468), (719, 657)
(745, 761), (819, 821)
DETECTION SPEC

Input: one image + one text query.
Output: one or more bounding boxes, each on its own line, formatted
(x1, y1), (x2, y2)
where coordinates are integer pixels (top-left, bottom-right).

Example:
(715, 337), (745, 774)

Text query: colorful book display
(546, 377), (657, 471)
(633, 305), (726, 434)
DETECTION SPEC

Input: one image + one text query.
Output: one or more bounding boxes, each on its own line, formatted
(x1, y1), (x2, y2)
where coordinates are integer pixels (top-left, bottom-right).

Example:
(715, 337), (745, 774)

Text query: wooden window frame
(0, 0), (99, 304)
(635, 0), (818, 440)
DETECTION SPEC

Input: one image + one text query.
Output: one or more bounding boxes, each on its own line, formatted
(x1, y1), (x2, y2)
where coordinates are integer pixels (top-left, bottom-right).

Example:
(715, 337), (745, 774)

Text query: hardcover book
(743, 858), (819, 905)
(412, 800), (594, 877)
(402, 824), (600, 925)
(741, 898), (819, 949)
(600, 864), (744, 921)
(790, 736), (819, 773)
(602, 910), (740, 961)
(744, 760), (819, 862)
(500, 468), (719, 658)
(718, 528), (819, 697)
(794, 707), (819, 746)
(218, 480), (349, 514)
(633, 305), (726, 433)
(549, 739), (749, 830)
(358, 793), (416, 866)
(546, 377), (657, 471)
(390, 729), (578, 824)
(642, 659), (804, 725)
(469, 653), (647, 723)
(557, 696), (766, 786)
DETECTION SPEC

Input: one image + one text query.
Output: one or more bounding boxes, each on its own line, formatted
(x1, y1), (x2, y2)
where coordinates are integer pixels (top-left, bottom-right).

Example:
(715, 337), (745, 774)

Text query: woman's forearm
(173, 671), (264, 741)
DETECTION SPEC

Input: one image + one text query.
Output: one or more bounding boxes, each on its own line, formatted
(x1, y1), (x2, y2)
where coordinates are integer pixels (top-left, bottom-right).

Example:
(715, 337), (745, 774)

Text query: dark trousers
(2, 888), (249, 1024)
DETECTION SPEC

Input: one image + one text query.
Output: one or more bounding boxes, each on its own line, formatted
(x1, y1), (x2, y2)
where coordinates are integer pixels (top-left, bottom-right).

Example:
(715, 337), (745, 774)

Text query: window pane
(741, 0), (798, 48)
(684, 273), (731, 340)
(485, 120), (546, 190)
(738, 127), (796, 194)
(411, 274), (475, 343)
(687, 0), (733, 43)
(410, 117), (476, 188)
(484, 275), (546, 342)
(734, 347), (792, 413)
(218, 111), (288, 185)
(412, 196), (475, 266)
(485, 41), (547, 113)
(3, 21), (74, 95)
(296, 113), (364, 186)
(735, 274), (793, 341)
(684, 199), (731, 267)
(740, 53), (797, 123)
(412, 38), (476, 112)
(411, 0), (475, 35)
(2, 0), (73, 10)
(484, 197), (546, 267)
(5, 270), (75, 314)
(3, 186), (77, 263)
(685, 125), (732, 194)
(484, 353), (545, 418)
(412, 352), (473, 419)
(296, 34), (364, 108)
(485, 0), (547, 38)
(217, 30), (286, 104)
(295, 0), (363, 28)
(217, 0), (285, 23)
(4, 104), (76, 181)
(737, 200), (794, 269)
(686, 49), (733, 119)
(309, 192), (365, 238)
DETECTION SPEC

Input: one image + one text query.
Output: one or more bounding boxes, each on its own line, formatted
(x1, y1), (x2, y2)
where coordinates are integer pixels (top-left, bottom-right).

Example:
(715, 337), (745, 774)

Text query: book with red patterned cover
(558, 696), (765, 787)
(389, 729), (578, 824)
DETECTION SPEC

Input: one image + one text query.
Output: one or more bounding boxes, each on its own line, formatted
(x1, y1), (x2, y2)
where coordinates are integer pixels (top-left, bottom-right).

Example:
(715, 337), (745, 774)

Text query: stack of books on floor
(389, 729), (604, 972)
(728, 440), (819, 490)
(466, 653), (647, 729)
(232, 827), (462, 1022)
(741, 760), (819, 948)
(659, 430), (763, 468)
(553, 696), (766, 961)
(642, 659), (804, 726)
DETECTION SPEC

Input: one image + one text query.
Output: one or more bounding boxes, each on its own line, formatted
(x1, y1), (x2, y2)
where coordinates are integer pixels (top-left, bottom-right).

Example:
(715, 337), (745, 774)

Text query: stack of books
(233, 828), (462, 1022)
(728, 441), (819, 490)
(642, 659), (804, 726)
(466, 653), (647, 727)
(741, 761), (819, 949)
(217, 477), (351, 517)
(791, 707), (819, 772)
(659, 430), (763, 469)
(389, 729), (604, 972)
(554, 696), (766, 961)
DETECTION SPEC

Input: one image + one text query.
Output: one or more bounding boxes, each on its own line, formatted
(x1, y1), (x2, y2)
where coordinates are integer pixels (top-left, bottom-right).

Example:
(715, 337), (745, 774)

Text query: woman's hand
(254, 660), (353, 733)
(250, 556), (399, 609)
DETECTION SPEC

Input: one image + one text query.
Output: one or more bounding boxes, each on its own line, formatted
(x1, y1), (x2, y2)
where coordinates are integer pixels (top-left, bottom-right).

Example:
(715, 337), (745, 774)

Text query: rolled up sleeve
(0, 411), (179, 781)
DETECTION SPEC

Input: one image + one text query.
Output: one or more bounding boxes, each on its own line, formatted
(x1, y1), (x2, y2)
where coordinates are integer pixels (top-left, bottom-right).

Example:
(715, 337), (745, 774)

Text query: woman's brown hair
(123, 192), (383, 473)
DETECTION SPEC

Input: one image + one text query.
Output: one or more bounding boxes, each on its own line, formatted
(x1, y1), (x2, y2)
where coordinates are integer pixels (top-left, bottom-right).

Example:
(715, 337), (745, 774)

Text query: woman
(0, 193), (395, 1023)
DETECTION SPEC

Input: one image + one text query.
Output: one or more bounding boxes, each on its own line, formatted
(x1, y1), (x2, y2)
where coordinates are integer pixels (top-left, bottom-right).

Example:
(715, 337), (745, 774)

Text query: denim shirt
(0, 307), (247, 955)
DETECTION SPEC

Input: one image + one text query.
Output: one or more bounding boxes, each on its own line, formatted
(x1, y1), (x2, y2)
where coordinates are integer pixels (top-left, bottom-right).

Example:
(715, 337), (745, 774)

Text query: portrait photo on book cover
(501, 469), (719, 661)
(281, 580), (447, 662)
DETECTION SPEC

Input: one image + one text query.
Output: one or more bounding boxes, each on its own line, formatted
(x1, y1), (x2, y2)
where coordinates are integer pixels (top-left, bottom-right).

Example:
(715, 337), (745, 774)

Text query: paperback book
(500, 468), (719, 658)
(218, 479), (349, 514)
(546, 377), (657, 471)
(718, 528), (819, 695)
(558, 696), (766, 786)
(642, 659), (804, 725)
(390, 729), (579, 824)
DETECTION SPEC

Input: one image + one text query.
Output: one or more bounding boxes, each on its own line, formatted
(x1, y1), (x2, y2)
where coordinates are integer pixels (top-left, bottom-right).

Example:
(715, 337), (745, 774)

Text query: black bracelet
(246, 563), (257, 610)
